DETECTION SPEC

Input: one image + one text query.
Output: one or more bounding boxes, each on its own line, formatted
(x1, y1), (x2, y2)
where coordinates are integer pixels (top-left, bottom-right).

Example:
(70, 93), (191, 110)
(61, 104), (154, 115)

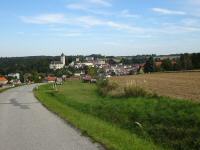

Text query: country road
(0, 85), (102, 150)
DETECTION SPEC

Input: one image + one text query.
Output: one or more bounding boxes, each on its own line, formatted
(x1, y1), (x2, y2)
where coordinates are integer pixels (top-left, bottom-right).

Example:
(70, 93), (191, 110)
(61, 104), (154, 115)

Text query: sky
(0, 0), (200, 56)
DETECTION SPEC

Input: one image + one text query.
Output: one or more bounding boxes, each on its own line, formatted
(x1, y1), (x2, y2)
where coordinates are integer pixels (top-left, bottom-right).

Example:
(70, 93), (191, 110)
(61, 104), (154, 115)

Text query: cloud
(57, 32), (82, 37)
(106, 21), (141, 32)
(20, 12), (200, 36)
(181, 18), (200, 27)
(20, 13), (143, 33)
(66, 0), (111, 10)
(67, 3), (139, 18)
(157, 21), (200, 34)
(66, 3), (88, 10)
(152, 8), (186, 15)
(103, 41), (120, 46)
(76, 16), (105, 27)
(20, 14), (65, 24)
(120, 10), (140, 18)
(88, 0), (112, 7)
(188, 0), (200, 5)
(17, 32), (25, 35)
(75, 16), (144, 32)
(166, 26), (200, 33)
(66, 3), (112, 16)
(78, 16), (145, 32)
(66, 0), (112, 16)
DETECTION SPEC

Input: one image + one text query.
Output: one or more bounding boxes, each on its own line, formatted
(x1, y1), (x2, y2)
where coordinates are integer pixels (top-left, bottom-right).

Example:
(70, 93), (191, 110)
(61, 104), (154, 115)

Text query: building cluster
(69, 56), (106, 69)
(0, 73), (21, 87)
(69, 56), (144, 77)
(105, 64), (142, 76)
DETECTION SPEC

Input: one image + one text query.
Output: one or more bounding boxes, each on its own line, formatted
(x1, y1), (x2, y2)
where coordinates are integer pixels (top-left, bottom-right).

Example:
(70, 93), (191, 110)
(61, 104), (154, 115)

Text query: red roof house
(45, 76), (57, 83)
(0, 77), (8, 85)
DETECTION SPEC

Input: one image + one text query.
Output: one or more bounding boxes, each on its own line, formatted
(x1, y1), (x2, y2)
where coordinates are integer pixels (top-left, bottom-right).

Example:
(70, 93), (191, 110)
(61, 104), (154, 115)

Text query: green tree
(88, 67), (98, 77)
(173, 59), (182, 71)
(144, 56), (155, 73)
(161, 59), (173, 71)
(180, 54), (193, 70)
(191, 53), (200, 69)
(32, 71), (41, 83)
(54, 68), (70, 77)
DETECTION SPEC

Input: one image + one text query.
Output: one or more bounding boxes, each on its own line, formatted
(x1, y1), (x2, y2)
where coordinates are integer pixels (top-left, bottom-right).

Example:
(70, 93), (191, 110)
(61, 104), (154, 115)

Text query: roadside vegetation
(97, 79), (153, 98)
(0, 86), (18, 93)
(34, 82), (161, 150)
(0, 87), (10, 93)
(35, 80), (200, 150)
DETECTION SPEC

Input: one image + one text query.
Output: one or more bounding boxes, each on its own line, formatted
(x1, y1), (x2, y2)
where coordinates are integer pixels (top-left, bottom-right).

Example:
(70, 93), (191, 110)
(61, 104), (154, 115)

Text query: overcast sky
(0, 0), (200, 56)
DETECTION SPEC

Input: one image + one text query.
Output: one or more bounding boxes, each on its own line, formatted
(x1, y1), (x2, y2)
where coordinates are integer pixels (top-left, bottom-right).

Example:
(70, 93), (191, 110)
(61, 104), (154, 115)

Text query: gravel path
(0, 84), (102, 150)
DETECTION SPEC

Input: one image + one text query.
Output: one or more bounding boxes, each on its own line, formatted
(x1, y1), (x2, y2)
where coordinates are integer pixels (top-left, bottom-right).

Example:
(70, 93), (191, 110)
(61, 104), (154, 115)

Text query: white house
(82, 62), (94, 67)
(95, 59), (106, 65)
(86, 57), (94, 61)
(49, 53), (66, 70)
(8, 73), (20, 79)
(76, 58), (80, 62)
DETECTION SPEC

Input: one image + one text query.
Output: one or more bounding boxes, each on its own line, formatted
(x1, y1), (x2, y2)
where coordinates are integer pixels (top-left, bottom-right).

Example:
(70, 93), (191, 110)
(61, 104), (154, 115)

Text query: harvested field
(110, 72), (200, 101)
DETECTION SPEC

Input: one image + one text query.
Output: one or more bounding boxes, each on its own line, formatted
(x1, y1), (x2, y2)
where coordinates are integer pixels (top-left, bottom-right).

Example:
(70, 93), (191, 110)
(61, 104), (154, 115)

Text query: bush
(97, 80), (119, 96)
(106, 82), (119, 91)
(97, 80), (149, 98)
(97, 79), (109, 88)
(124, 85), (148, 97)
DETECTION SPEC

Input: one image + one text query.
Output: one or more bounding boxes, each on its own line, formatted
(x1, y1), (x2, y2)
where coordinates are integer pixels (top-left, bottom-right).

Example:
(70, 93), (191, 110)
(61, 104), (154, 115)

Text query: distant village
(49, 53), (182, 82)
(0, 52), (199, 88)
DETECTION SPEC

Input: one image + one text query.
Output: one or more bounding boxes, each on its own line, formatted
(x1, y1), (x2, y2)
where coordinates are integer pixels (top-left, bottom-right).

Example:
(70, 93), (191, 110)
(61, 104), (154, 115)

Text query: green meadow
(34, 81), (200, 150)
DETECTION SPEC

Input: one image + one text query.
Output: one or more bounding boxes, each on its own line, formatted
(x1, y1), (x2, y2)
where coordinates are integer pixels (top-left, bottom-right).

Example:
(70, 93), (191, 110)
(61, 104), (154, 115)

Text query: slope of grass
(35, 81), (200, 150)
(34, 84), (161, 150)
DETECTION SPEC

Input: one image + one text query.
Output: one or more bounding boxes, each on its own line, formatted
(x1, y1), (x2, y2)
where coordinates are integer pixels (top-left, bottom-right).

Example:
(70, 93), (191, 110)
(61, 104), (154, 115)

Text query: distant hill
(0, 56), (56, 75)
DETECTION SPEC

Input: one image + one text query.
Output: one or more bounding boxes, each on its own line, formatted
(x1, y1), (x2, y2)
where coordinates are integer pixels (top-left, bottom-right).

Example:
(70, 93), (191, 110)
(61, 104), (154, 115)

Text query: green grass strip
(34, 85), (163, 150)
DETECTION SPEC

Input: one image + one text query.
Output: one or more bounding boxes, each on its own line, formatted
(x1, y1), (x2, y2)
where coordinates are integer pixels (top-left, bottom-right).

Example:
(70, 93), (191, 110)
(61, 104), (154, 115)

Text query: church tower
(60, 53), (65, 65)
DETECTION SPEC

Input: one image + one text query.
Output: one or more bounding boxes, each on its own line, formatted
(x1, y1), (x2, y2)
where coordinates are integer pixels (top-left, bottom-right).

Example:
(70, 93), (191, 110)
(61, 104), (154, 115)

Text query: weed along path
(0, 85), (102, 150)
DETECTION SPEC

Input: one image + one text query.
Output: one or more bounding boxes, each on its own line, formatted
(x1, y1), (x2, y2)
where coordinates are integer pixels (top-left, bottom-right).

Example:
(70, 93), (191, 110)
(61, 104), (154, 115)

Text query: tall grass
(97, 79), (149, 98)
(124, 84), (147, 97)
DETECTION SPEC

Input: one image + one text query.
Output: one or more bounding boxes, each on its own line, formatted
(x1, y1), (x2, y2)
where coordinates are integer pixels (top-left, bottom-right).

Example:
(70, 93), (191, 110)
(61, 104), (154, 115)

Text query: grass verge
(0, 87), (13, 93)
(0, 84), (25, 93)
(34, 84), (162, 150)
(34, 81), (200, 150)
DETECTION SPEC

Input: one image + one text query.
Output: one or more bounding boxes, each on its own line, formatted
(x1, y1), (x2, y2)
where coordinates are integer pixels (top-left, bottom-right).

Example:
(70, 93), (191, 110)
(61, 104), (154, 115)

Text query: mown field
(111, 72), (200, 101)
(35, 81), (200, 150)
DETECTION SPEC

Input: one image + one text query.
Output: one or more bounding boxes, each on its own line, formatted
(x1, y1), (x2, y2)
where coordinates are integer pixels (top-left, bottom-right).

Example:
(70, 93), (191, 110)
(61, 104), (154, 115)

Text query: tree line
(144, 53), (200, 73)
